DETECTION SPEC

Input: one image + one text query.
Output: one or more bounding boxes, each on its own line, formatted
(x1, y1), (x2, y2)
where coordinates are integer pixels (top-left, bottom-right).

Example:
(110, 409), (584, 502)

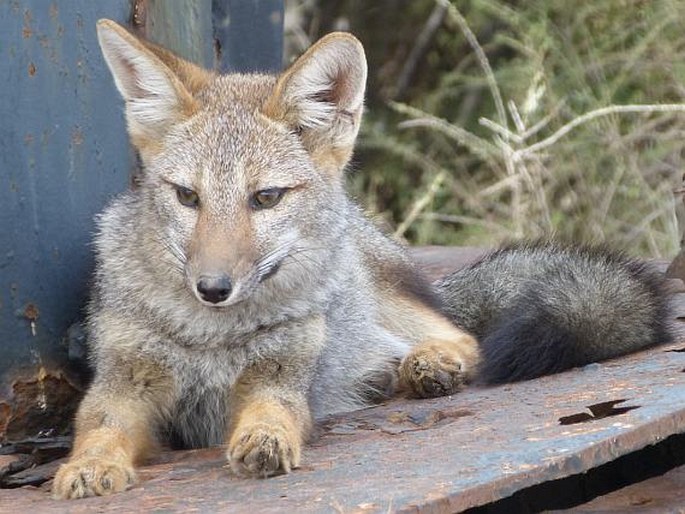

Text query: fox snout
(195, 274), (233, 304)
(185, 212), (258, 307)
(184, 211), (300, 307)
(188, 251), (287, 307)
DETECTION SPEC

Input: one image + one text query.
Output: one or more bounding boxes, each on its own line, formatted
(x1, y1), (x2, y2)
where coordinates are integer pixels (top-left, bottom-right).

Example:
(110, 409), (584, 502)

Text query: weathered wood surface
(1, 247), (684, 513)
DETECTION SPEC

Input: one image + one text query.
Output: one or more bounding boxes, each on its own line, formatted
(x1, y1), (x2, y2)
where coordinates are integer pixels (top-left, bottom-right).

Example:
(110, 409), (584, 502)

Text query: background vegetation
(285, 0), (685, 257)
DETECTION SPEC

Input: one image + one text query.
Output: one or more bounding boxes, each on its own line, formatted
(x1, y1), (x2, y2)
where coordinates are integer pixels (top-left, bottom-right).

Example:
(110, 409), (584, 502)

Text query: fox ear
(96, 19), (207, 154)
(264, 32), (367, 176)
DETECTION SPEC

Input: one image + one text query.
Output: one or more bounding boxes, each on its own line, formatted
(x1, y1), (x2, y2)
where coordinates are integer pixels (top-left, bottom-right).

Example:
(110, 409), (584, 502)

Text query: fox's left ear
(264, 33), (367, 177)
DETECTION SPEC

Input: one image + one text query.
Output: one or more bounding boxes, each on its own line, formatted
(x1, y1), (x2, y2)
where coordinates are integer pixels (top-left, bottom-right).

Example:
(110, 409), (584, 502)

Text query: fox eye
(175, 186), (199, 208)
(251, 188), (286, 210)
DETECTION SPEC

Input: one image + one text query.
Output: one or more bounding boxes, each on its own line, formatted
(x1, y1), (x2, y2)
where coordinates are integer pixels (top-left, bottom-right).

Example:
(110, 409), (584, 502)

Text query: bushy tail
(436, 241), (673, 384)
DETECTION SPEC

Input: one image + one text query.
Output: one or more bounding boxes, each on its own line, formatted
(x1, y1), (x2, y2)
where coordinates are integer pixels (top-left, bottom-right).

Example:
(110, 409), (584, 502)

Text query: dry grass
(287, 0), (685, 257)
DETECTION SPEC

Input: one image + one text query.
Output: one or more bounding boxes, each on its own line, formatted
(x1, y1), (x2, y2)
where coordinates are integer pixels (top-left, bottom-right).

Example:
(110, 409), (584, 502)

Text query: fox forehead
(157, 74), (317, 191)
(199, 73), (277, 111)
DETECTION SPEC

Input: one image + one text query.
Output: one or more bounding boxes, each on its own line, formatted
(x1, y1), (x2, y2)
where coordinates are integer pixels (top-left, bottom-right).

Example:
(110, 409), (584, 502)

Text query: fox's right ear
(96, 19), (209, 154)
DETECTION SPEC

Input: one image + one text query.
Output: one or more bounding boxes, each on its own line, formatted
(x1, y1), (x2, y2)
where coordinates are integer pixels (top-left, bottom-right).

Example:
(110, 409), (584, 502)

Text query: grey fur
(70, 21), (675, 480)
(88, 62), (672, 448)
(89, 118), (412, 447)
(437, 241), (673, 383)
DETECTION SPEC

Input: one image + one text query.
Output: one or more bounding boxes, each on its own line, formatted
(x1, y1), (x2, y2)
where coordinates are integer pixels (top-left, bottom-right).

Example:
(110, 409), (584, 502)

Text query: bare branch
(394, 2), (448, 100)
(395, 172), (447, 238)
(518, 104), (685, 157)
(392, 101), (500, 159)
(439, 0), (508, 130)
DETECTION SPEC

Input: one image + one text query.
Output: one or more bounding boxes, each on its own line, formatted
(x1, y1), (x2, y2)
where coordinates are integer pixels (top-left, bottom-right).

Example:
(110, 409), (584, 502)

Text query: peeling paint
(23, 303), (38, 322)
(1, 368), (82, 442)
(131, 0), (146, 28)
(23, 303), (38, 336)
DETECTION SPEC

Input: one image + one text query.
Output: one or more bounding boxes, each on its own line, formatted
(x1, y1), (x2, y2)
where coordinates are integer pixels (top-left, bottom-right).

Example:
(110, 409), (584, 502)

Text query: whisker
(154, 234), (187, 274)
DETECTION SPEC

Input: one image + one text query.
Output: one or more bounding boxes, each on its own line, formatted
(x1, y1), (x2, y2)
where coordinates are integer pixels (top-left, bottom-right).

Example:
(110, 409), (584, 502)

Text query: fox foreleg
(226, 315), (325, 477)
(52, 356), (173, 499)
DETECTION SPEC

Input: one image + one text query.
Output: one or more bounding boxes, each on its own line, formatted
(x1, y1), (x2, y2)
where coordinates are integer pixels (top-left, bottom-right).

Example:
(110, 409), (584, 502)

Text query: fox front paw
(52, 457), (136, 499)
(400, 337), (478, 398)
(227, 423), (301, 478)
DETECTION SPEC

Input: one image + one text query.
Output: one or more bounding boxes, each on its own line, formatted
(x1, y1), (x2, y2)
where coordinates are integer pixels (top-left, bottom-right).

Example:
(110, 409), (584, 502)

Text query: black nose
(196, 275), (232, 304)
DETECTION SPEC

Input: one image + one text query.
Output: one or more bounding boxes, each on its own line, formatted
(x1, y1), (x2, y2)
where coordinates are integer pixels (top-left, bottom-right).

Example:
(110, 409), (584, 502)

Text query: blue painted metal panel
(143, 0), (215, 68)
(215, 0), (284, 73)
(0, 0), (285, 440)
(0, 2), (133, 378)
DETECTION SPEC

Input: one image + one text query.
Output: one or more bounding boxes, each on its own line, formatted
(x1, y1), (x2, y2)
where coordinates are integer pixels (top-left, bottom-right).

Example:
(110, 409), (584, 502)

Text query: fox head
(96, 20), (367, 307)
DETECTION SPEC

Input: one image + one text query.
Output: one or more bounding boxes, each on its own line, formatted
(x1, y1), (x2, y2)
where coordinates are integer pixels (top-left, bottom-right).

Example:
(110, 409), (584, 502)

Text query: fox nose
(196, 275), (232, 304)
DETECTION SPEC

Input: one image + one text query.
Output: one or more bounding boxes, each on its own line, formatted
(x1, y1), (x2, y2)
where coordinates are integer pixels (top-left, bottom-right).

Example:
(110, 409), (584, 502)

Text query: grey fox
(52, 20), (673, 499)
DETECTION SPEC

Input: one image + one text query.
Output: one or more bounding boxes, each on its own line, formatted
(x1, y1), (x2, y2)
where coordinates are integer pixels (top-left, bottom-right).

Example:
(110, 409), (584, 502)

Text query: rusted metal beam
(2, 246), (684, 510)
(132, 0), (215, 68)
(1, 318), (684, 511)
(214, 0), (285, 73)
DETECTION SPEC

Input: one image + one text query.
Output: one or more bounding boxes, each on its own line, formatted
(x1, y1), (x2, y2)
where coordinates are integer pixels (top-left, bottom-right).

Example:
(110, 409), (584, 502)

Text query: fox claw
(52, 457), (136, 499)
(228, 423), (300, 478)
(399, 338), (476, 398)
